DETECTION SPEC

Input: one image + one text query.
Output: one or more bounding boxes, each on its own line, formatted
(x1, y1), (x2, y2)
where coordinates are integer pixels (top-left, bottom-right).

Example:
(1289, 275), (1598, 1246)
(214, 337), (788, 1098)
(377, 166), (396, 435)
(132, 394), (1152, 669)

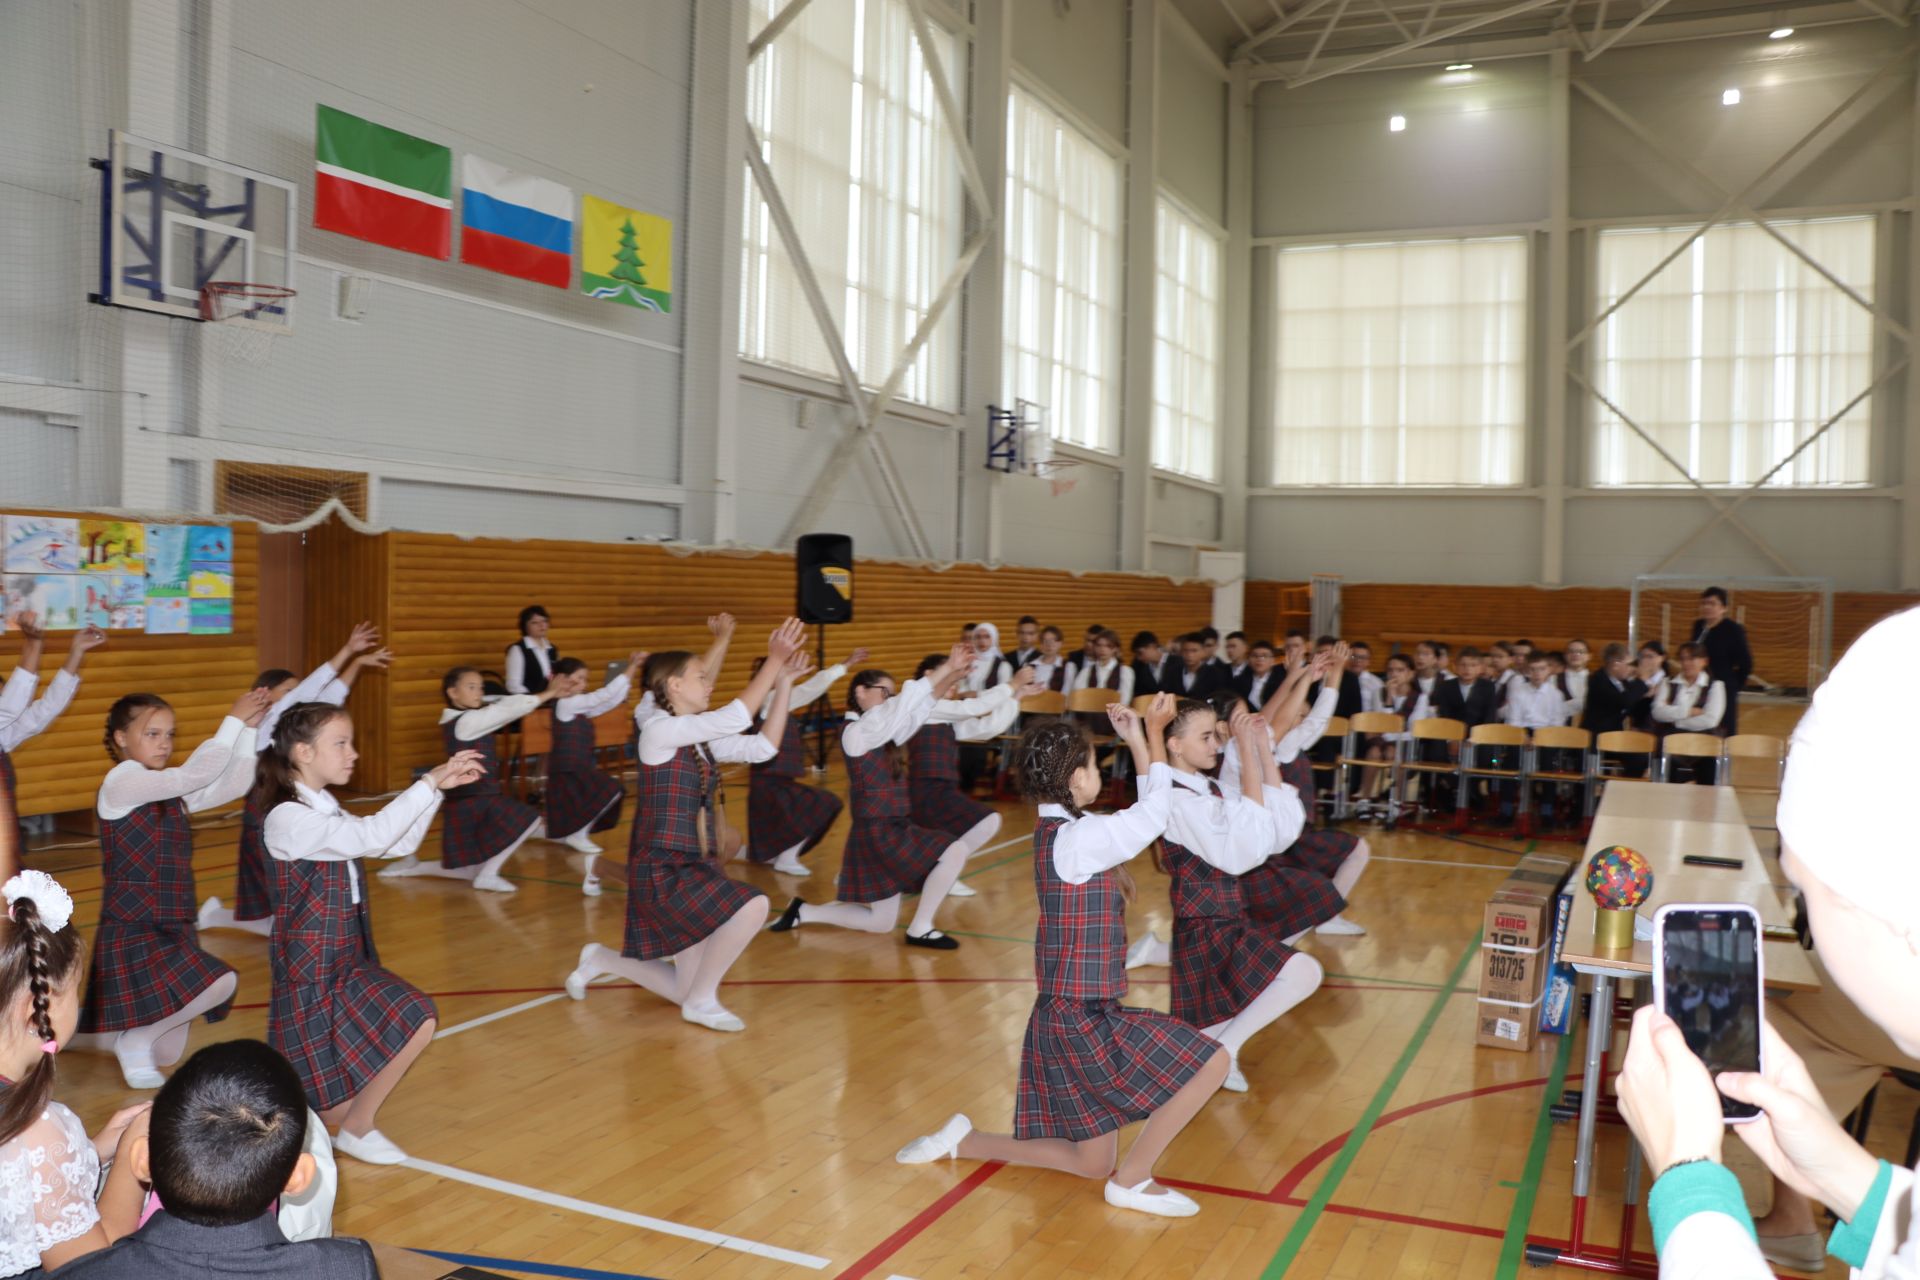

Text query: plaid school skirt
(1170, 915), (1301, 1029)
(440, 792), (542, 869)
(546, 767), (623, 840)
(79, 921), (236, 1034)
(1279, 825), (1357, 880)
(234, 800), (278, 921)
(623, 853), (764, 959)
(908, 780), (995, 839)
(837, 817), (951, 904)
(746, 775), (842, 862)
(1242, 862), (1346, 936)
(1014, 996), (1220, 1140)
(270, 959), (436, 1111)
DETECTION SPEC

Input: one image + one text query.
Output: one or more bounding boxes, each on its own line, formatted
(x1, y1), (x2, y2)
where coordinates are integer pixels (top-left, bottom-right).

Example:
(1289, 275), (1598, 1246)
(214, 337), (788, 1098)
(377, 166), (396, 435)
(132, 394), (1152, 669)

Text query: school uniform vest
(98, 799), (196, 925)
(548, 705), (598, 775)
(1032, 816), (1126, 1002)
(272, 843), (376, 987)
(513, 639), (555, 693)
(1047, 666), (1069, 693)
(637, 744), (717, 858)
(906, 722), (960, 783)
(752, 717), (808, 781)
(846, 744), (911, 821)
(441, 720), (504, 798)
(1163, 780), (1246, 920)
(1085, 663), (1123, 691)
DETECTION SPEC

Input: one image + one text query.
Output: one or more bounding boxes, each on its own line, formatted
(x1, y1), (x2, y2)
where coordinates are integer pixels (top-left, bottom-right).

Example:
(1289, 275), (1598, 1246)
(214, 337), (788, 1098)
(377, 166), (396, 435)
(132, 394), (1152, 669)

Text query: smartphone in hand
(1652, 903), (1765, 1123)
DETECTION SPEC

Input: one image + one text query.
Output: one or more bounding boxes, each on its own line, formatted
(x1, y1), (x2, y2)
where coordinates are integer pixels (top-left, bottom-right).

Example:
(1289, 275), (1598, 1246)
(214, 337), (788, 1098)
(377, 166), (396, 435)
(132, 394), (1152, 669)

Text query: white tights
(1200, 953), (1324, 1055)
(1333, 839), (1371, 898)
(115, 971), (240, 1072)
(416, 819), (540, 883)
(799, 813), (998, 937)
(579, 896), (769, 1013)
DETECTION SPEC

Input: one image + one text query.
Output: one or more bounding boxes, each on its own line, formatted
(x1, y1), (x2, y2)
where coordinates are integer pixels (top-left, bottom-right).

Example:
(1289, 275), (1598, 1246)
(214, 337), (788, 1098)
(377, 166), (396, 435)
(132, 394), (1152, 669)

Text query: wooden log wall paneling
(302, 519), (394, 791)
(1242, 581), (1310, 647)
(2, 515), (260, 818)
(360, 532), (1211, 793)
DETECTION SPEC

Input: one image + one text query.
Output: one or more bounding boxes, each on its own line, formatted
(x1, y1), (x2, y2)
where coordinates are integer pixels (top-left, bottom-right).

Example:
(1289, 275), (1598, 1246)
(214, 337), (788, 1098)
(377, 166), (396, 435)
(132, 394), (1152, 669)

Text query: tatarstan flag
(314, 104), (452, 259)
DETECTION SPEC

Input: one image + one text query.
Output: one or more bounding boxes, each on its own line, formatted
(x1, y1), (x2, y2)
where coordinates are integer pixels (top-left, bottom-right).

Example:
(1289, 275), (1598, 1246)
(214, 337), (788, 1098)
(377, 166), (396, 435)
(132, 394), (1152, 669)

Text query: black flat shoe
(769, 898), (804, 932)
(904, 930), (960, 951)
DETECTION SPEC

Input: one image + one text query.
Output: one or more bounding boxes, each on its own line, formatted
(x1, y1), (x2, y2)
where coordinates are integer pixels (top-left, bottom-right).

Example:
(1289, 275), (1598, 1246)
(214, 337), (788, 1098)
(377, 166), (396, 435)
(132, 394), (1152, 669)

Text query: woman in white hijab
(962, 623), (1013, 695)
(1618, 605), (1920, 1279)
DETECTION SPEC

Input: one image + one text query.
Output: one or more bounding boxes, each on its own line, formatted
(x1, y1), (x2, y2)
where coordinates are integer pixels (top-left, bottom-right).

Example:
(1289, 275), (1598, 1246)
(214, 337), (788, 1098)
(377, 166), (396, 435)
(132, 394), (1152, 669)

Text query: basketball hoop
(199, 282), (296, 365)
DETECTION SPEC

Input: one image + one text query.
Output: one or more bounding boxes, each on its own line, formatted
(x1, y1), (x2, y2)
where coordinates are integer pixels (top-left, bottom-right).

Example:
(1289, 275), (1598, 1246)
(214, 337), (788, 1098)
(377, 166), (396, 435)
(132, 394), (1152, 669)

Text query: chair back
(592, 707), (633, 748)
(1318, 716), (1349, 745)
(1019, 692), (1067, 717)
(516, 714), (553, 756)
(1348, 711), (1402, 735)
(1596, 730), (1655, 755)
(1131, 695), (1158, 714)
(1067, 687), (1123, 715)
(1467, 724), (1529, 748)
(1531, 726), (1591, 751)
(1663, 732), (1722, 760)
(1723, 733), (1785, 760)
(1412, 717), (1465, 743)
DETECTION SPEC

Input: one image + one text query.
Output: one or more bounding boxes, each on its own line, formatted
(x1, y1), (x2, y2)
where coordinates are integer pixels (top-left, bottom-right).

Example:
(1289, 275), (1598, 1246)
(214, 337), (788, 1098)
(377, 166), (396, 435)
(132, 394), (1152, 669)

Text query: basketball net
(199, 282), (296, 366)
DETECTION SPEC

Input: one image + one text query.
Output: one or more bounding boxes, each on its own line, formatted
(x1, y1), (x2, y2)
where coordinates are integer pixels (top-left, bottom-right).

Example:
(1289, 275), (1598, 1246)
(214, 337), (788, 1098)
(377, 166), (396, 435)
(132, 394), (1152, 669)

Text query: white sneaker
(771, 851), (810, 876)
(333, 1128), (408, 1165)
(1316, 915), (1367, 937)
(1103, 1178), (1200, 1218)
(565, 943), (599, 1001)
(196, 896), (225, 931)
(582, 872), (603, 898)
(680, 1001), (746, 1033)
(471, 872), (518, 894)
(895, 1113), (972, 1164)
(378, 855), (424, 879)
(947, 880), (977, 898)
(1126, 932), (1171, 969)
(563, 830), (601, 854)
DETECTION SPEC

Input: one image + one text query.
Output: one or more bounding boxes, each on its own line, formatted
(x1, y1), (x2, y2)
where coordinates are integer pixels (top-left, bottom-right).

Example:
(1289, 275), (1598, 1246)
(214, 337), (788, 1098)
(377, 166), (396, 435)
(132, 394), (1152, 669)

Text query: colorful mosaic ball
(1586, 845), (1654, 911)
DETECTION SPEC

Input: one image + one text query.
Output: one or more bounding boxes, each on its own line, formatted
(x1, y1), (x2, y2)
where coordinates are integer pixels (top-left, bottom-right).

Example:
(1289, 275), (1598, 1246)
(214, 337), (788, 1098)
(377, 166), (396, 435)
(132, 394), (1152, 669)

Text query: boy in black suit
(1130, 631), (1166, 696)
(1584, 642), (1652, 777)
(1168, 634), (1227, 698)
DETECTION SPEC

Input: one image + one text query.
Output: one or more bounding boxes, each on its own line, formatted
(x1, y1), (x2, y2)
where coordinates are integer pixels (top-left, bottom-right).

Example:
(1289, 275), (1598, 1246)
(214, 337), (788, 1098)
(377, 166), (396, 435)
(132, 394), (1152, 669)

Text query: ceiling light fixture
(1769, 25), (1794, 37)
(1722, 87), (1742, 105)
(1388, 114), (1407, 131)
(1446, 62), (1474, 70)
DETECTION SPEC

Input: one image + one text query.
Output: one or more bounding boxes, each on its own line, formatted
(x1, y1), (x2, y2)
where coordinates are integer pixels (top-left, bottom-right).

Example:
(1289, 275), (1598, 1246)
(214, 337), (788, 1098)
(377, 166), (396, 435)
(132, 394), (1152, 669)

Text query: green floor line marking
(961, 846), (1034, 879)
(1495, 1026), (1577, 1279)
(1498, 1179), (1523, 1190)
(1261, 931), (1481, 1278)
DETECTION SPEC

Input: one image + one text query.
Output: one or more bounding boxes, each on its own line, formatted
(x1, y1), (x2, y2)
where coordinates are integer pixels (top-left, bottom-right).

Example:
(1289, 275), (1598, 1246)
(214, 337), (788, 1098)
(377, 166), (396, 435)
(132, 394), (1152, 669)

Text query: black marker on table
(1682, 854), (1744, 870)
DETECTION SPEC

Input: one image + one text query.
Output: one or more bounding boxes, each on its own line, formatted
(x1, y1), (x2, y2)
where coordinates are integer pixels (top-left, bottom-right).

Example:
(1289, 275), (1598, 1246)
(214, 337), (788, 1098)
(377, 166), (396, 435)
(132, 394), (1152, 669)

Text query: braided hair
(1016, 720), (1135, 903)
(0, 896), (86, 1146)
(250, 702), (351, 814)
(103, 693), (171, 763)
(644, 651), (696, 712)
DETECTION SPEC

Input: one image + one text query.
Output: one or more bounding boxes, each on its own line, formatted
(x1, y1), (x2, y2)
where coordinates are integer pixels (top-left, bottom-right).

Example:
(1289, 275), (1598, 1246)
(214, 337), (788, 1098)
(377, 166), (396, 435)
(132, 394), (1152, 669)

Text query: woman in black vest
(505, 605), (559, 695)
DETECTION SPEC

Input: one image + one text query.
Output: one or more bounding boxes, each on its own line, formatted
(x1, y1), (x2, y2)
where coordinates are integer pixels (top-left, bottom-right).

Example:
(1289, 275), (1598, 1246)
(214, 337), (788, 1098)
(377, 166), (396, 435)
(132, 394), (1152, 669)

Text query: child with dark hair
(57, 1039), (379, 1278)
(543, 651), (645, 894)
(896, 709), (1226, 1218)
(0, 870), (150, 1275)
(902, 654), (1032, 901)
(742, 646), (865, 879)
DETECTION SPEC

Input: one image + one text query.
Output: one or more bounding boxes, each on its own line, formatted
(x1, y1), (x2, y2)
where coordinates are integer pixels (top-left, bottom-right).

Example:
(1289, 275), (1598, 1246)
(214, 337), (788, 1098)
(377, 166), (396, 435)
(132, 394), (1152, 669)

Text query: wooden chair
(506, 717), (551, 802)
(1307, 716), (1348, 822)
(1723, 733), (1787, 792)
(1387, 717), (1464, 829)
(1591, 729), (1656, 808)
(1660, 732), (1724, 785)
(592, 705), (635, 776)
(1066, 687), (1124, 717)
(1460, 724), (1529, 833)
(1334, 711), (1402, 819)
(994, 691), (1068, 794)
(1067, 686), (1127, 798)
(1529, 725), (1594, 836)
(1018, 691), (1067, 718)
(1131, 694), (1158, 715)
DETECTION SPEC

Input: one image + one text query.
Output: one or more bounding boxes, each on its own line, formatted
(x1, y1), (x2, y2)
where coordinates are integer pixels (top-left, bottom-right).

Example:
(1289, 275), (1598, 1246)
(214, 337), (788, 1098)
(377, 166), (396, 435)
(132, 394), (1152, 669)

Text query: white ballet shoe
(565, 944), (599, 1001)
(1315, 915), (1367, 937)
(895, 1113), (972, 1164)
(1125, 932), (1171, 969)
(771, 851), (810, 876)
(1103, 1178), (1200, 1218)
(471, 871), (518, 894)
(333, 1128), (408, 1165)
(947, 880), (977, 898)
(581, 872), (603, 897)
(378, 855), (425, 879)
(1221, 1057), (1249, 1094)
(563, 830), (602, 854)
(680, 1001), (746, 1033)
(196, 896), (225, 931)
(113, 1035), (165, 1090)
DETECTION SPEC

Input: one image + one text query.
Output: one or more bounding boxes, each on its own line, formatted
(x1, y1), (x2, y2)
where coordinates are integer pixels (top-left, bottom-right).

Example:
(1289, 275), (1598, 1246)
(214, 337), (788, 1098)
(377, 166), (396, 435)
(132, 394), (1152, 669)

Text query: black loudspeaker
(796, 533), (854, 624)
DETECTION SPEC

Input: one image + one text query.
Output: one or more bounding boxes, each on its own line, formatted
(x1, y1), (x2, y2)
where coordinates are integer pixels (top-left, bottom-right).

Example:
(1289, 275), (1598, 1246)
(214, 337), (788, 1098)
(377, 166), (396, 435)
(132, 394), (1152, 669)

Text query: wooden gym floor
(35, 714), (1910, 1278)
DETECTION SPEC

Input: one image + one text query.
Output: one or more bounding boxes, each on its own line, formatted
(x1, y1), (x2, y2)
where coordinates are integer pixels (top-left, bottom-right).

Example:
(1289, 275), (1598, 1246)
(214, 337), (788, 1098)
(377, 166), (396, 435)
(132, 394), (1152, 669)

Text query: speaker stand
(809, 624), (829, 774)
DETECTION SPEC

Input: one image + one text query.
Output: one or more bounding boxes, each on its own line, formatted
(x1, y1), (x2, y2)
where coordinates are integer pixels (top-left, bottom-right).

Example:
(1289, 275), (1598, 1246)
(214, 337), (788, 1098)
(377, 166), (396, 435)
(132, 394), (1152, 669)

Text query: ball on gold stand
(1586, 845), (1654, 951)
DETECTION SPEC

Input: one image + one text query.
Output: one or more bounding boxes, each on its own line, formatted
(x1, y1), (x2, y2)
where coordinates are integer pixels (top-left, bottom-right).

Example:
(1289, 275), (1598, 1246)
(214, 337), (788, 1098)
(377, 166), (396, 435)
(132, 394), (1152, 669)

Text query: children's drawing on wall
(4, 517), (82, 575)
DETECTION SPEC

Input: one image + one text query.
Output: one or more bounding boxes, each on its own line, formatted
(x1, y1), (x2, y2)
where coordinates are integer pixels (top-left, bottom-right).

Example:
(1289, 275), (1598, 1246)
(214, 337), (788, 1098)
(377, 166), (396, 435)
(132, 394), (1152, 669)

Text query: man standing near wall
(1689, 587), (1753, 734)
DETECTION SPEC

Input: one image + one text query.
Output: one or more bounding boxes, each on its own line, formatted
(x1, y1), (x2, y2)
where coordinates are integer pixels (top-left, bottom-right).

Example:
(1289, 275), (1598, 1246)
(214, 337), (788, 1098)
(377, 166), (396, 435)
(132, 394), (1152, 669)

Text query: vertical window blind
(1152, 197), (1222, 481)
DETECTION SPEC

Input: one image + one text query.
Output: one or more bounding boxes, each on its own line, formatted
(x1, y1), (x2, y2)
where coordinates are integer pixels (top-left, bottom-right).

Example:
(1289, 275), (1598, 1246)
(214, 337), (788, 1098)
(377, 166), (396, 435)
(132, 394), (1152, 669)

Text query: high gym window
(740, 0), (963, 410)
(1269, 235), (1527, 487)
(1152, 197), (1223, 483)
(1002, 83), (1125, 454)
(1590, 216), (1875, 488)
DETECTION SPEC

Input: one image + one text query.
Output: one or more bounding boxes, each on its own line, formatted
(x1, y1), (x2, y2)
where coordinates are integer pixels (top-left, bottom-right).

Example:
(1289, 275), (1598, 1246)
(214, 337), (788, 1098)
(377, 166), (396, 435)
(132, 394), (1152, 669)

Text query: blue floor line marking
(413, 1247), (669, 1280)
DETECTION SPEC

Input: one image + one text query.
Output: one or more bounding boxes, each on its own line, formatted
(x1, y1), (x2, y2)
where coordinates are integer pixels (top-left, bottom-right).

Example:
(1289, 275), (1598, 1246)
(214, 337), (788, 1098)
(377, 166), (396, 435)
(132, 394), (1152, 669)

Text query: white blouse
(555, 673), (629, 723)
(1651, 674), (1726, 733)
(255, 662), (348, 752)
(1038, 788), (1170, 886)
(0, 1103), (99, 1277)
(1149, 763), (1300, 873)
(266, 779), (442, 904)
(959, 657), (1012, 695)
(441, 694), (541, 743)
(1072, 660), (1135, 703)
(503, 640), (555, 695)
(0, 669), (79, 756)
(934, 684), (1019, 743)
(842, 677), (936, 757)
(1503, 680), (1569, 730)
(637, 698), (776, 767)
(1275, 687), (1339, 765)
(97, 715), (254, 822)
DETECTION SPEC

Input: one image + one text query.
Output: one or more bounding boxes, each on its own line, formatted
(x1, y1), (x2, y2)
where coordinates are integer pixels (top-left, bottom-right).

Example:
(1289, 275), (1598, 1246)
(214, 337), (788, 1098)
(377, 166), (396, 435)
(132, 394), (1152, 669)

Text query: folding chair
(1307, 716), (1348, 824)
(1460, 724), (1529, 834)
(1723, 733), (1786, 792)
(1387, 717), (1465, 830)
(1131, 694), (1158, 716)
(1593, 729), (1656, 796)
(507, 716), (551, 803)
(1528, 726), (1593, 839)
(1335, 711), (1403, 819)
(995, 691), (1067, 795)
(1066, 687), (1127, 800)
(1659, 732), (1725, 785)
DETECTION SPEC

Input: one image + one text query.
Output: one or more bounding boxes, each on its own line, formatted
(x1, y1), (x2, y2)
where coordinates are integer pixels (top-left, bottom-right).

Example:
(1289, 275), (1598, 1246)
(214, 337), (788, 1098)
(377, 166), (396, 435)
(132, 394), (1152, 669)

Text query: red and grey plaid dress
(439, 720), (541, 868)
(544, 705), (623, 839)
(232, 796), (279, 922)
(79, 797), (236, 1034)
(624, 744), (763, 959)
(1164, 780), (1302, 1029)
(0, 751), (17, 851)
(906, 722), (995, 837)
(838, 741), (951, 903)
(1015, 816), (1218, 1140)
(1276, 751), (1357, 880)
(268, 836), (436, 1110)
(746, 718), (841, 863)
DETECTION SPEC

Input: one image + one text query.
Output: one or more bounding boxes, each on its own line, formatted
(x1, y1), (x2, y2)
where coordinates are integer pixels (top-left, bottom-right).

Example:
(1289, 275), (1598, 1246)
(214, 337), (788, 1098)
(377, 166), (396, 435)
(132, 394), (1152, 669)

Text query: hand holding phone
(1652, 903), (1765, 1123)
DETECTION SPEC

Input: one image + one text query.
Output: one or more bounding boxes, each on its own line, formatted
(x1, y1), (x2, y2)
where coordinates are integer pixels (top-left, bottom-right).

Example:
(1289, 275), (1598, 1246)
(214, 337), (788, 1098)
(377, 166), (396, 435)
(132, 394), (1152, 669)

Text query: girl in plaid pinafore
(200, 622), (389, 938)
(745, 650), (863, 877)
(565, 620), (808, 1034)
(259, 702), (460, 1166)
(542, 654), (641, 859)
(83, 689), (269, 1090)
(767, 644), (995, 951)
(904, 653), (1025, 858)
(1150, 696), (1325, 1095)
(379, 668), (549, 892)
(895, 713), (1228, 1219)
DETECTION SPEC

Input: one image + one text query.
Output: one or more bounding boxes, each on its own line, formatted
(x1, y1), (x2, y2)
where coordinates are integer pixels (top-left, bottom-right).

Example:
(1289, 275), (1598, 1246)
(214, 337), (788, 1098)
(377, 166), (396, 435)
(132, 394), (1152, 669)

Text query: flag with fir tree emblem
(579, 194), (671, 312)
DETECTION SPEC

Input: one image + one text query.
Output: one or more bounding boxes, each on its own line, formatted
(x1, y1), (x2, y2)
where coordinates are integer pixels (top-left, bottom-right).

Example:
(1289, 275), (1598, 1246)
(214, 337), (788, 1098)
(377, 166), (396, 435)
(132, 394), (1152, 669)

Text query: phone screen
(1659, 908), (1761, 1120)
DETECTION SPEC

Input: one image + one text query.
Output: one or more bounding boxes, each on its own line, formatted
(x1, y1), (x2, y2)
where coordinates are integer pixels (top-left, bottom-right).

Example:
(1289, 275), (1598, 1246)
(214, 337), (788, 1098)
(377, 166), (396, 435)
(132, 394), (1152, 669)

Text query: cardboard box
(1539, 885), (1578, 1037)
(1476, 852), (1576, 1052)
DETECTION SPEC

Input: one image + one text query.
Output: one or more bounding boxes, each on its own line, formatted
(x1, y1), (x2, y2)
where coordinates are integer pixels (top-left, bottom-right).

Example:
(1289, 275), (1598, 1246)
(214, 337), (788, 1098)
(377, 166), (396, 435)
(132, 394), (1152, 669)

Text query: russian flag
(459, 155), (572, 288)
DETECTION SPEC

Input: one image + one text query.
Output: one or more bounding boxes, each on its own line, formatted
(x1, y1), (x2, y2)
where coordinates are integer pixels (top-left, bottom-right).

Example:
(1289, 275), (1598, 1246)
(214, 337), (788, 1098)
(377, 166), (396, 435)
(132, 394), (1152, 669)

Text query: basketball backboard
(98, 129), (298, 330)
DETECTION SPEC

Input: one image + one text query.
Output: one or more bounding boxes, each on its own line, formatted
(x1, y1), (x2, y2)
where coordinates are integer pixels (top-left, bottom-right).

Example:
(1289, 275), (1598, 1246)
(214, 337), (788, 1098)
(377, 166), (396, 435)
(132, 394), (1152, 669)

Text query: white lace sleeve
(0, 1105), (101, 1272)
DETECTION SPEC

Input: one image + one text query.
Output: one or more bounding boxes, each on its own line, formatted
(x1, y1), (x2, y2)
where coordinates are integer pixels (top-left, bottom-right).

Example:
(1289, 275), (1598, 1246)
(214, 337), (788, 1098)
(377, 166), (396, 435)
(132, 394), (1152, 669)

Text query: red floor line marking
(1321, 1201), (1507, 1240)
(832, 1161), (1004, 1280)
